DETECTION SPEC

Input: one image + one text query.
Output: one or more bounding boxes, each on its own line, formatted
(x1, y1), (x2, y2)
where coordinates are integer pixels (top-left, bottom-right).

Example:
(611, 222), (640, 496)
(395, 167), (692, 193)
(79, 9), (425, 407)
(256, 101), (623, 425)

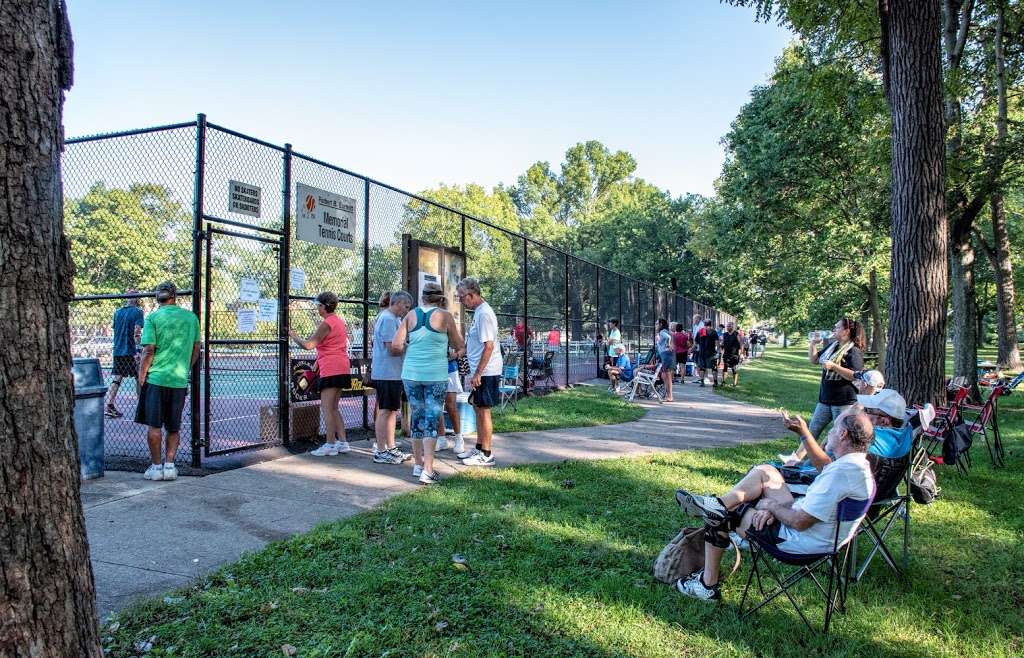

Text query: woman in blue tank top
(391, 282), (465, 484)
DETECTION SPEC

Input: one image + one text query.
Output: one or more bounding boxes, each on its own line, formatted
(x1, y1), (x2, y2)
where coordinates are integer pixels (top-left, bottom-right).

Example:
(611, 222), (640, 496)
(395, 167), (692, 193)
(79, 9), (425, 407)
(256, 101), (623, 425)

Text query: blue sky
(64, 1), (792, 198)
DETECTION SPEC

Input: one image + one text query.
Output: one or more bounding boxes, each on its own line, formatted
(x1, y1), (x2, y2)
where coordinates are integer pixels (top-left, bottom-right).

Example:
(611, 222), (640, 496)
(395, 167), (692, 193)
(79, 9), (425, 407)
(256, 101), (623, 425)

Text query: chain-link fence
(63, 115), (736, 468)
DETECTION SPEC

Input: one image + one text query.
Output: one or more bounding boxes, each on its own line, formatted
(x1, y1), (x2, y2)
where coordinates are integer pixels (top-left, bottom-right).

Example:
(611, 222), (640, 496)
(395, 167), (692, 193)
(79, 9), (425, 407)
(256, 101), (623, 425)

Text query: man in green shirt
(135, 282), (200, 481)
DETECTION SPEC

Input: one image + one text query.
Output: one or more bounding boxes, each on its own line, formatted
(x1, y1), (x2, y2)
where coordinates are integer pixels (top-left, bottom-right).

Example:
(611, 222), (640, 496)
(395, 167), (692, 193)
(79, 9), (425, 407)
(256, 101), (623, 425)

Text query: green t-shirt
(141, 304), (200, 389)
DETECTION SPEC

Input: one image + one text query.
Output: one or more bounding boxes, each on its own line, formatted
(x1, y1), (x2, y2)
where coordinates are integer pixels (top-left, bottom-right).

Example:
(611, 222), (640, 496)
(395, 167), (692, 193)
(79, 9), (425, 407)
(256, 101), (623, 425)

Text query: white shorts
(447, 371), (464, 394)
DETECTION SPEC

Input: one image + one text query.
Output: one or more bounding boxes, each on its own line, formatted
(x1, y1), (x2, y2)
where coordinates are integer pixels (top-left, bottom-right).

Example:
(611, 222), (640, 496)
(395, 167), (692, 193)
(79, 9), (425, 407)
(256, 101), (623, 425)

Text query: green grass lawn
(491, 384), (646, 434)
(102, 349), (1024, 657)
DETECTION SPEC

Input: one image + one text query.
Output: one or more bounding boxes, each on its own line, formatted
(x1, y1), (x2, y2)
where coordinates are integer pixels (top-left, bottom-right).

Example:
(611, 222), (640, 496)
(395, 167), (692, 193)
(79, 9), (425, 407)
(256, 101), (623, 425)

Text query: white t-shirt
(777, 452), (874, 555)
(467, 301), (503, 377)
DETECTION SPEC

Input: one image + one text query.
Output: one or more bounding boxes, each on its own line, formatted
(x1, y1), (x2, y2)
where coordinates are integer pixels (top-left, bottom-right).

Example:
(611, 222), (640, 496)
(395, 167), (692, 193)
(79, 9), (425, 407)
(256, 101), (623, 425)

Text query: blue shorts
(402, 380), (447, 439)
(469, 375), (501, 409)
(659, 351), (676, 369)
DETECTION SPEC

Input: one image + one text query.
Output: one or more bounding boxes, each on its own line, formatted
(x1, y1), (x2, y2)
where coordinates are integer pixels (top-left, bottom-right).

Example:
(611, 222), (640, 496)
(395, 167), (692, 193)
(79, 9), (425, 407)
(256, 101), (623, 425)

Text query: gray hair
(456, 277), (481, 296)
(389, 290), (413, 308)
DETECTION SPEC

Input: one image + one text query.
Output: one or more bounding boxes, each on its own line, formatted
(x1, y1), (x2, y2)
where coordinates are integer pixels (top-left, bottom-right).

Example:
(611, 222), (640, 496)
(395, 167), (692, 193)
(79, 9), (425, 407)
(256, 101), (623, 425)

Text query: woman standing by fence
(656, 318), (675, 402)
(288, 292), (352, 456)
(391, 282), (465, 484)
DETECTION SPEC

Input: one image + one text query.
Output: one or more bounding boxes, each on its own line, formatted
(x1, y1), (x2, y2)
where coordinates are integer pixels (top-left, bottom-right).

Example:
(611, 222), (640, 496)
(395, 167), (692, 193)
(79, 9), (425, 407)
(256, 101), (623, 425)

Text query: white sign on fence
(295, 183), (356, 249)
(238, 277), (260, 302)
(289, 267), (306, 291)
(258, 298), (278, 322)
(236, 309), (257, 334)
(228, 180), (261, 218)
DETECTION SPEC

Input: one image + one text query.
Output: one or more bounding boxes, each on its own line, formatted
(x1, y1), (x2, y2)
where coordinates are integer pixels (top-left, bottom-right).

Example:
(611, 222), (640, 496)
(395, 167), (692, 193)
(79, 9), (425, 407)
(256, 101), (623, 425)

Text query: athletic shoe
(334, 441), (352, 453)
(104, 405), (123, 418)
(162, 463), (178, 481)
(675, 572), (721, 601)
(456, 447), (476, 460)
(452, 436), (466, 455)
(373, 450), (401, 465)
(389, 447), (411, 462)
(435, 436), (450, 451)
(412, 464), (423, 478)
(310, 443), (339, 457)
(418, 470), (440, 485)
(462, 451), (495, 467)
(143, 464), (164, 481)
(675, 490), (728, 524)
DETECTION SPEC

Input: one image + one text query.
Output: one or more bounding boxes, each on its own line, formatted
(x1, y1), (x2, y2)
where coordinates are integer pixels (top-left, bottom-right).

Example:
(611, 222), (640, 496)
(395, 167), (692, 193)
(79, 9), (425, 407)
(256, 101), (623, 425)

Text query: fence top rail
(65, 121), (197, 145)
(66, 115), (728, 317)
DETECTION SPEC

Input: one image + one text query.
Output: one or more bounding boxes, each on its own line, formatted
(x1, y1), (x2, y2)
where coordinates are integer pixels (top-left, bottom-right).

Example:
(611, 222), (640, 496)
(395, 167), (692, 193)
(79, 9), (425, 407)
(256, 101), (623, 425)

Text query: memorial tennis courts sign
(295, 183), (356, 249)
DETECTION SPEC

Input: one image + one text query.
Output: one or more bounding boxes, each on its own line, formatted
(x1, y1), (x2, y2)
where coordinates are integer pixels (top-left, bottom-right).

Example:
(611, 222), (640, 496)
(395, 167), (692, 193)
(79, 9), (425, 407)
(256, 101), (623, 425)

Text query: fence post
(522, 239), (529, 395)
(189, 113), (207, 469)
(460, 213), (466, 254)
(362, 179), (371, 429)
(595, 267), (601, 379)
(279, 143), (292, 446)
(564, 253), (569, 387)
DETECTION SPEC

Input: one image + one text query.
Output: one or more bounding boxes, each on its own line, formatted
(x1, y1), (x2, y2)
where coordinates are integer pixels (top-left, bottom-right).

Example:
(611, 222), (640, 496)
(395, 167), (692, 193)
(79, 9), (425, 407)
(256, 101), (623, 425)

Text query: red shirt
(672, 331), (690, 353)
(316, 314), (351, 376)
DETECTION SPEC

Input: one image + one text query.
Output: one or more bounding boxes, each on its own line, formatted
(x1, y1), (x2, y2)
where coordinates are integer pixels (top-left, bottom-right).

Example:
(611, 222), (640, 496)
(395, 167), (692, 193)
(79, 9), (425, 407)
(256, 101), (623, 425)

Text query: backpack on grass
(653, 526), (740, 584)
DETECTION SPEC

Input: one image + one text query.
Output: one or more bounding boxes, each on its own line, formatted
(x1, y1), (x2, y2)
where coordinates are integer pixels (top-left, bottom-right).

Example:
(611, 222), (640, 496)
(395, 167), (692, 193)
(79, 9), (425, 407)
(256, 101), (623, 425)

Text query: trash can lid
(74, 384), (109, 398)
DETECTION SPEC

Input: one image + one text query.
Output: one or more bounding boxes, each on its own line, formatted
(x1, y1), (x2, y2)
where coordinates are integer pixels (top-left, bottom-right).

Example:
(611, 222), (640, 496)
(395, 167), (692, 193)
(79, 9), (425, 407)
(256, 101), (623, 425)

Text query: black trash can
(72, 358), (107, 480)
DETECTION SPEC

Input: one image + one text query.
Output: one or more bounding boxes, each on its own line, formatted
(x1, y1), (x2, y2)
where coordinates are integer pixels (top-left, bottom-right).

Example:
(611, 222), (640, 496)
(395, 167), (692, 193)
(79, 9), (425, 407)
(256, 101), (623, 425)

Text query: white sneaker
(418, 470), (440, 485)
(675, 572), (721, 601)
(162, 463), (178, 480)
(389, 446), (411, 462)
(143, 464), (164, 480)
(310, 443), (339, 457)
(462, 451), (495, 467)
(435, 436), (450, 451)
(412, 464), (423, 478)
(334, 441), (351, 453)
(452, 436), (465, 455)
(456, 447), (476, 460)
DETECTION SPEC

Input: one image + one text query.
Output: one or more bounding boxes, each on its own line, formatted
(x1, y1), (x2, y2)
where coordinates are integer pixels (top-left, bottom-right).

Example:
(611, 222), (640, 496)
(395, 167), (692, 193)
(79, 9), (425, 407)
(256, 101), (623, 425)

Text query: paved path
(83, 381), (781, 616)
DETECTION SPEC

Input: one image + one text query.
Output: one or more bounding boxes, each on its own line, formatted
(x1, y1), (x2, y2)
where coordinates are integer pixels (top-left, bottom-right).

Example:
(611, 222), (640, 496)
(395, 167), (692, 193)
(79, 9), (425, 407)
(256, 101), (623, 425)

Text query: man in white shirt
(456, 278), (504, 467)
(674, 409), (875, 601)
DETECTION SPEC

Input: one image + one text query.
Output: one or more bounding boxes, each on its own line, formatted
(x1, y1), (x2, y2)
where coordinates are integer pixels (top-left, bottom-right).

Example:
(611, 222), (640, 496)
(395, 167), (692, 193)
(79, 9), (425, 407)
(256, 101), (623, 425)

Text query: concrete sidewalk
(83, 382), (780, 616)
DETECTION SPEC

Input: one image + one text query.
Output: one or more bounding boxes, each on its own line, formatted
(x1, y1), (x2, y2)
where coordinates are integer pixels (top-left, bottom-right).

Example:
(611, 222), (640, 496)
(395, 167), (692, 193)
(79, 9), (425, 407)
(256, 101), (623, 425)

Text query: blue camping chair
(498, 364), (521, 413)
(740, 493), (874, 635)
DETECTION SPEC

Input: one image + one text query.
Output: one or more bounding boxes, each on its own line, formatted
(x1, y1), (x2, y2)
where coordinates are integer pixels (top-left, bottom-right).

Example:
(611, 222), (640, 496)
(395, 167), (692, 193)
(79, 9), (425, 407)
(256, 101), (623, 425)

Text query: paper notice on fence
(290, 267), (306, 291)
(239, 277), (260, 302)
(258, 298), (278, 322)
(236, 309), (257, 333)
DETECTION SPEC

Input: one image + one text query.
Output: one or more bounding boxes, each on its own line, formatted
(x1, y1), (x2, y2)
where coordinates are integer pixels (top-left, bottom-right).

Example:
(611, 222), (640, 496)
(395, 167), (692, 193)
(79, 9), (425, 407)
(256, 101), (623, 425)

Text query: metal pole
(564, 253), (569, 388)
(522, 239), (529, 395)
(460, 213), (466, 254)
(362, 179), (371, 429)
(595, 266), (601, 379)
(280, 143), (292, 446)
(189, 113), (207, 469)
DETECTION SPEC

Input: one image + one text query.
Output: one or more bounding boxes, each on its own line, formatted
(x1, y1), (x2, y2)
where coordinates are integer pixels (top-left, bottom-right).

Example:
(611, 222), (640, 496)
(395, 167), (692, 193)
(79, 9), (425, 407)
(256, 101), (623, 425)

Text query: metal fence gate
(62, 114), (737, 468)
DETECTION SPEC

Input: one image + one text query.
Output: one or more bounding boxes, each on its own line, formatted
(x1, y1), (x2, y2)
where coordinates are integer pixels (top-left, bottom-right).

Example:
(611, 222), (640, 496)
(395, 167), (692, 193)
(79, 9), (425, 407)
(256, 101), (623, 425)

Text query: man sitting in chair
(674, 408), (875, 601)
(605, 345), (634, 392)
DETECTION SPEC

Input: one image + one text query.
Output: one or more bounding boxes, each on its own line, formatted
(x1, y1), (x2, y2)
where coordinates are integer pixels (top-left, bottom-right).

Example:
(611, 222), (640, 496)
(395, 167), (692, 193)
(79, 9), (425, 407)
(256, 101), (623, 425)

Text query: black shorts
(702, 354), (718, 370)
(318, 374), (352, 392)
(375, 379), (403, 411)
(675, 352), (686, 364)
(469, 374), (501, 409)
(735, 502), (783, 545)
(112, 355), (138, 378)
(724, 354), (740, 369)
(135, 383), (188, 432)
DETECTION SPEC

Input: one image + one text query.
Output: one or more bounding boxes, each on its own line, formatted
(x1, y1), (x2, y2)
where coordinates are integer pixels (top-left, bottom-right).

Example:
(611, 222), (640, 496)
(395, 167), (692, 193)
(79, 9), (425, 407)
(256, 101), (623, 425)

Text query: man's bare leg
(146, 427), (163, 465)
(165, 431), (180, 463)
(719, 464), (793, 510)
(476, 407), (493, 454)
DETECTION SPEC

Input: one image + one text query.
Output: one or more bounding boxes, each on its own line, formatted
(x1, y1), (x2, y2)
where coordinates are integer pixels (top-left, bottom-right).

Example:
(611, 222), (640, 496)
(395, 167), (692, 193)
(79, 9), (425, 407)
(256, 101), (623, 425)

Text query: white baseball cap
(857, 388), (906, 421)
(857, 369), (885, 389)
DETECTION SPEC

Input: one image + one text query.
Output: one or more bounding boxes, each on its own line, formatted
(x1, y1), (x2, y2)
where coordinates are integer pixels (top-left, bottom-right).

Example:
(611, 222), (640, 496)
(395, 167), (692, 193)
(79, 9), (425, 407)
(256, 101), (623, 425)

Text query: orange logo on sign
(304, 194), (315, 212)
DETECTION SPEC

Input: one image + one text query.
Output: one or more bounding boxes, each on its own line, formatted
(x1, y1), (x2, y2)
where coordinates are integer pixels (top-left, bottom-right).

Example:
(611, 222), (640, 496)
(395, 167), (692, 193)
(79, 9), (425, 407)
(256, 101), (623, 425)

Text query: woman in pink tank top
(288, 292), (352, 456)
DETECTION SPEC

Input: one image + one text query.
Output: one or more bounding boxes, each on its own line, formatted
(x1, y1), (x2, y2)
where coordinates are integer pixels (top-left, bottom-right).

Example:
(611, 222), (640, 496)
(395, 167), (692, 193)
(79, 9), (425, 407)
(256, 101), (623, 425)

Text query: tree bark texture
(0, 2), (102, 657)
(879, 0), (949, 406)
(988, 194), (1021, 368)
(949, 235), (980, 397)
(868, 268), (887, 370)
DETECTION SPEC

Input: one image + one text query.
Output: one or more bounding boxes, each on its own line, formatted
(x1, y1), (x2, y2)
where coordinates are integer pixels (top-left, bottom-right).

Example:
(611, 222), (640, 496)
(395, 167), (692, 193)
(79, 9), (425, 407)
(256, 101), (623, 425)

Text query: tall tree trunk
(989, 194), (1020, 368)
(988, 2), (1021, 370)
(949, 234), (980, 397)
(879, 0), (949, 406)
(868, 268), (887, 370)
(0, 2), (102, 657)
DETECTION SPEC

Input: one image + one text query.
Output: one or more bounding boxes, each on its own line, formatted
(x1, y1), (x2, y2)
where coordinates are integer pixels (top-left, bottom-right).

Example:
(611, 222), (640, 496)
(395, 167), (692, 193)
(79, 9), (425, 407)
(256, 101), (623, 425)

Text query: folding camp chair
(740, 494), (874, 635)
(497, 364), (521, 413)
(628, 362), (663, 402)
(527, 350), (558, 390)
(961, 386), (1006, 467)
(851, 422), (921, 582)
